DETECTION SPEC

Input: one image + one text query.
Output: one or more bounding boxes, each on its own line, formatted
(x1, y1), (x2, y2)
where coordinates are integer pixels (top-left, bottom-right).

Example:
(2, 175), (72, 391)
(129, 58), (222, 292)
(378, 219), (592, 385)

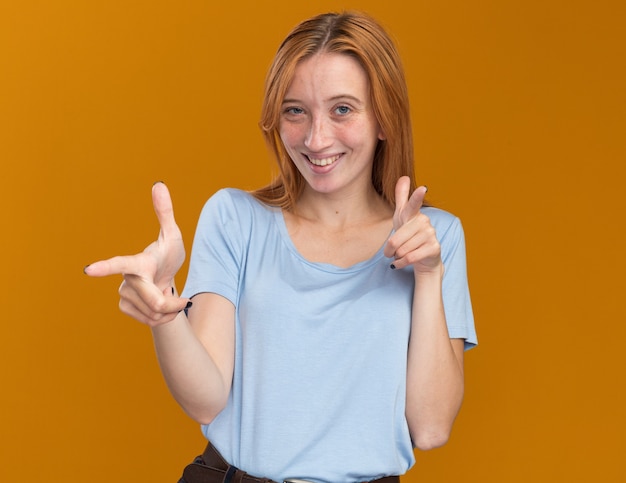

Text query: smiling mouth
(306, 154), (340, 167)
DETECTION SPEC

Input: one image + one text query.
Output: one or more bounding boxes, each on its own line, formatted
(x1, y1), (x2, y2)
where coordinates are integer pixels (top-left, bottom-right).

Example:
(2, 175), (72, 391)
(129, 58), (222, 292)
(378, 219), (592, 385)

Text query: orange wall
(1, 1), (624, 481)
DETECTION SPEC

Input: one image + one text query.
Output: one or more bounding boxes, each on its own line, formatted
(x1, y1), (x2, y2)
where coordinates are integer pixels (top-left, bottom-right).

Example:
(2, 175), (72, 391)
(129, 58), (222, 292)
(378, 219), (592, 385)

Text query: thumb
(393, 176), (410, 230)
(152, 182), (180, 239)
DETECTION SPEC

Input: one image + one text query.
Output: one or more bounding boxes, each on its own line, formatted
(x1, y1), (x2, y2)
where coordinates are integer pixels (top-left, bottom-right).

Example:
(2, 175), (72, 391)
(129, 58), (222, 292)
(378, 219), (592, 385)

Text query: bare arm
(384, 177), (465, 450)
(85, 182), (234, 423)
(405, 268), (464, 450)
(150, 292), (235, 423)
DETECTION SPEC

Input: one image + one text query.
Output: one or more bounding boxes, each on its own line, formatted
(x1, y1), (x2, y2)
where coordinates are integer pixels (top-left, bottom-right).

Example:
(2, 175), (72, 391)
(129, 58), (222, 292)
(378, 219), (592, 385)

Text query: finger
(384, 201), (432, 260)
(121, 275), (191, 320)
(388, 217), (441, 271)
(390, 227), (430, 261)
(401, 185), (427, 222)
(152, 182), (180, 240)
(390, 238), (441, 271)
(393, 176), (411, 231)
(384, 212), (429, 259)
(118, 277), (157, 316)
(119, 296), (184, 326)
(390, 246), (431, 271)
(84, 254), (146, 277)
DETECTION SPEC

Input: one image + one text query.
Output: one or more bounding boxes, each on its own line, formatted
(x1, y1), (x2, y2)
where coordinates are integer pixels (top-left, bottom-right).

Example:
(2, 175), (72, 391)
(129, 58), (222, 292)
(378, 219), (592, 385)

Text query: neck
(294, 185), (392, 228)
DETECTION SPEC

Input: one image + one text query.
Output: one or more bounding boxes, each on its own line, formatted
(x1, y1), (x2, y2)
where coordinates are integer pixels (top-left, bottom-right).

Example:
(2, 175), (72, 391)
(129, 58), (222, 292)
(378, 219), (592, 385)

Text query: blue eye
(285, 107), (304, 115)
(335, 105), (351, 115)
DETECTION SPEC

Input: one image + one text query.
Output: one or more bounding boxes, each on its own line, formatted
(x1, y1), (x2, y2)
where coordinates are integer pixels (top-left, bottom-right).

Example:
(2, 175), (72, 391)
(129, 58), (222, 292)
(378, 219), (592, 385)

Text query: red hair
(253, 11), (416, 210)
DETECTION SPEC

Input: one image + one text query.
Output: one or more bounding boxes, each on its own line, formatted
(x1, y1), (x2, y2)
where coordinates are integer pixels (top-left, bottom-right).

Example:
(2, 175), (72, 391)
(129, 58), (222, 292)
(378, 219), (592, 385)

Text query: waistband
(200, 442), (400, 483)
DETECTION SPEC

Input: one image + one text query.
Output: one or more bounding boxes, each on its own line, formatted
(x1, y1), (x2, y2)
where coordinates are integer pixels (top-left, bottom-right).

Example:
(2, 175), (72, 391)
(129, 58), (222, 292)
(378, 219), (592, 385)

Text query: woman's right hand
(84, 182), (191, 326)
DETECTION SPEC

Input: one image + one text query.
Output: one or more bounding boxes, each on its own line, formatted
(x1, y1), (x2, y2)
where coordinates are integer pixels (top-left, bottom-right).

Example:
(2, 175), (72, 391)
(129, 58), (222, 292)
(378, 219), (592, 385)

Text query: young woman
(85, 11), (477, 483)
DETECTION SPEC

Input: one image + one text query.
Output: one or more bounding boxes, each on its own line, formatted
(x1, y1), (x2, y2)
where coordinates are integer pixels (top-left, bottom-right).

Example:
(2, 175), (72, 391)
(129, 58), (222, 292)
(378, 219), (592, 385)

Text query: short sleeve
(428, 210), (478, 350)
(181, 189), (249, 305)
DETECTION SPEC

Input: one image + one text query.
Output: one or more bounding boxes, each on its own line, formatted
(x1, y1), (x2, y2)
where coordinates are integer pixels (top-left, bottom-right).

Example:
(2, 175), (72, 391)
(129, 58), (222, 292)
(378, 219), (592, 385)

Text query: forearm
(406, 266), (464, 450)
(151, 312), (231, 424)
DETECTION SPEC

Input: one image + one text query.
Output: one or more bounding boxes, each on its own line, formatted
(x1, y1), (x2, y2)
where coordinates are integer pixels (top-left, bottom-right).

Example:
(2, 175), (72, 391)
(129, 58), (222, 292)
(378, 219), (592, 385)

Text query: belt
(192, 442), (400, 483)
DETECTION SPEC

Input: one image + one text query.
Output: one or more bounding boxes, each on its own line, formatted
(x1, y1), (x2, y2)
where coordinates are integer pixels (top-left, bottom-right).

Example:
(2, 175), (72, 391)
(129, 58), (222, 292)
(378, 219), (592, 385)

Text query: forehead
(285, 53), (370, 101)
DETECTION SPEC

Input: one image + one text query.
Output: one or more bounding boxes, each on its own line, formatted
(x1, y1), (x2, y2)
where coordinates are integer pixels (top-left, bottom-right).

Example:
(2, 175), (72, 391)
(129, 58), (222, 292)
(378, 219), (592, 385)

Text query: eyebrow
(282, 94), (365, 105)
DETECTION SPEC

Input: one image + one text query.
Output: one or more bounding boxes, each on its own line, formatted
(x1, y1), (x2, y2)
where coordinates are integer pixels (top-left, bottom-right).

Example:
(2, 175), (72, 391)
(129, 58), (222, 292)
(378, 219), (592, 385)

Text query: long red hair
(253, 11), (416, 210)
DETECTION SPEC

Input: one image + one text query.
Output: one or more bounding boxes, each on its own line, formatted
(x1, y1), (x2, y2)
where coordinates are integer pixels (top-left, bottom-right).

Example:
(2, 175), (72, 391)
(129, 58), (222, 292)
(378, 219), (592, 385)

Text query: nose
(304, 115), (332, 152)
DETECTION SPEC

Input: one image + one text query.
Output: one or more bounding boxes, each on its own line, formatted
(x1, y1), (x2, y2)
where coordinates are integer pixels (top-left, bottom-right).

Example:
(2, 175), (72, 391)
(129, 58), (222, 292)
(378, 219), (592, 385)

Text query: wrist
(413, 262), (444, 282)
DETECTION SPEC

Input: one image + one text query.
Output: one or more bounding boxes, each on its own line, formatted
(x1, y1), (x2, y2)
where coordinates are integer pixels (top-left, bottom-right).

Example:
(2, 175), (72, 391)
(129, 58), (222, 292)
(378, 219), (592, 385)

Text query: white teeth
(308, 155), (339, 166)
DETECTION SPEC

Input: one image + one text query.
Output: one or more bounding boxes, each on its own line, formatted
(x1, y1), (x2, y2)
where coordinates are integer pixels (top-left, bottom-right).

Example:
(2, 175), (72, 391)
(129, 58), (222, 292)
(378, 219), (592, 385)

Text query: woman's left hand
(384, 176), (443, 274)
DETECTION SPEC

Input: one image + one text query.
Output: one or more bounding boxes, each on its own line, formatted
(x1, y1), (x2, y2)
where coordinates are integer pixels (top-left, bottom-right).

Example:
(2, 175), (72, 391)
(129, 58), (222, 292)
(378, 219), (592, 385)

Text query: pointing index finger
(84, 254), (147, 277)
(394, 176), (428, 228)
(403, 185), (427, 221)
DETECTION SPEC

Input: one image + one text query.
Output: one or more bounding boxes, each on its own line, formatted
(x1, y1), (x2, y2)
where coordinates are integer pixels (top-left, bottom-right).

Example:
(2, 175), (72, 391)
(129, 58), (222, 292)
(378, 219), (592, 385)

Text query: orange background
(1, 0), (624, 481)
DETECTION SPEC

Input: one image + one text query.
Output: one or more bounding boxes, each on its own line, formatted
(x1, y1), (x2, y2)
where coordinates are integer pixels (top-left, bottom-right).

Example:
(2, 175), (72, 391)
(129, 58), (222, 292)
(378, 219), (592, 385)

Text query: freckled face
(279, 53), (385, 197)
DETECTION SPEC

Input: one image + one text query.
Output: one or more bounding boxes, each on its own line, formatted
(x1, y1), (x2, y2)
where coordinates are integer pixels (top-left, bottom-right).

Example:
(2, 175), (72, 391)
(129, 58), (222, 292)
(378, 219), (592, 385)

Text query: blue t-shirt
(182, 188), (477, 483)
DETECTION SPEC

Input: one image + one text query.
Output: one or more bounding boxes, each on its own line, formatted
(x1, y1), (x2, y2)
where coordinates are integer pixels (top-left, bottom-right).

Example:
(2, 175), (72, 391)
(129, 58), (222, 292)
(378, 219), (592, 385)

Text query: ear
(377, 126), (386, 141)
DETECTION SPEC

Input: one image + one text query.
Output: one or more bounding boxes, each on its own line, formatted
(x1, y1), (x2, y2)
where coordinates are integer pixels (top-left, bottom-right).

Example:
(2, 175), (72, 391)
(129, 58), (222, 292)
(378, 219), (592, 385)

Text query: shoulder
(422, 206), (463, 235)
(201, 188), (271, 220)
(422, 206), (467, 257)
(195, 189), (276, 243)
(422, 206), (465, 251)
(205, 188), (257, 208)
